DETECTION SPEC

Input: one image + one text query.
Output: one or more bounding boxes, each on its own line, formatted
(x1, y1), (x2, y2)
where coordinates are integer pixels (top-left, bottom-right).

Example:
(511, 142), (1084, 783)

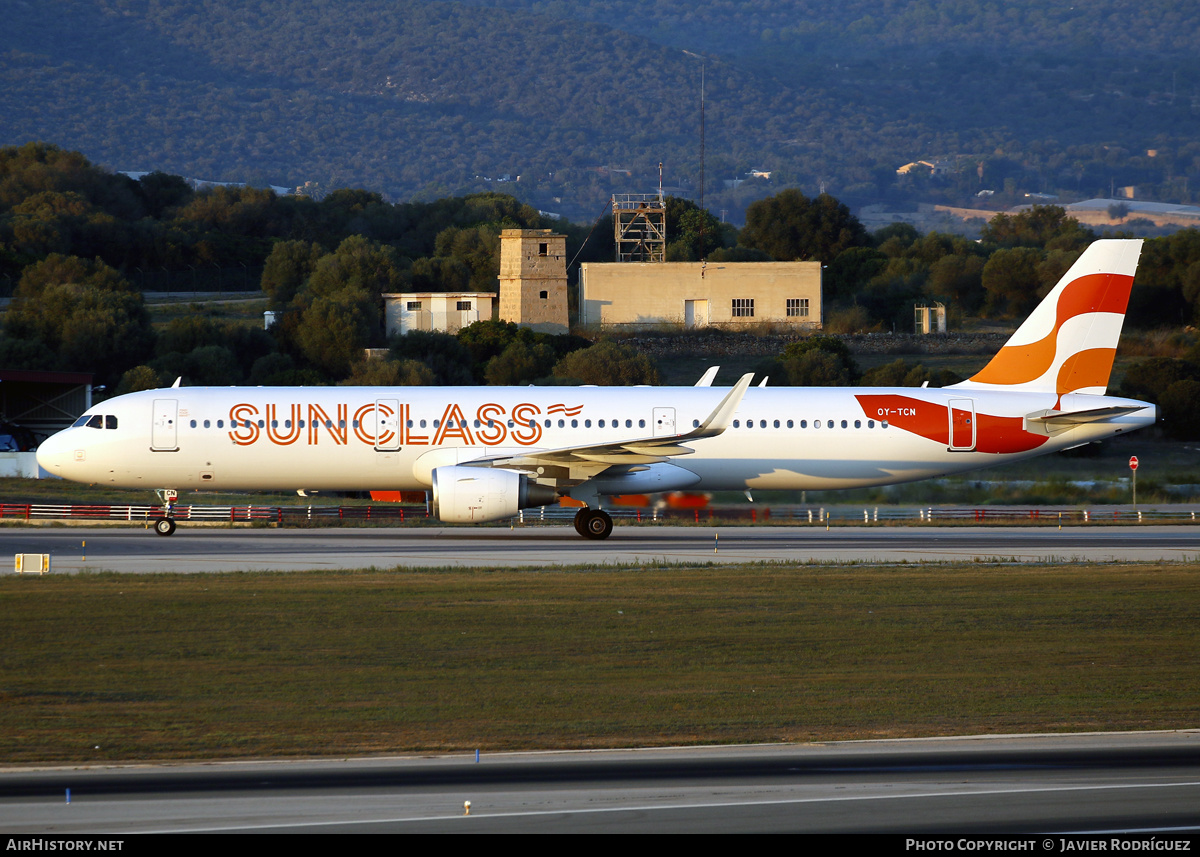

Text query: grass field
(1, 562), (1196, 764)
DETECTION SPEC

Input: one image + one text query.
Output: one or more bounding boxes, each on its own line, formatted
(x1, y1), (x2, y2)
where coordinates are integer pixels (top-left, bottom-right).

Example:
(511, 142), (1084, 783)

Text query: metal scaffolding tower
(612, 192), (666, 262)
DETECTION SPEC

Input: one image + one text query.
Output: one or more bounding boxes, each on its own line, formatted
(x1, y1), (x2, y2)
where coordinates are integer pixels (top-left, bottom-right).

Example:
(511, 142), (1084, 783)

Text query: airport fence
(2, 503), (1200, 527)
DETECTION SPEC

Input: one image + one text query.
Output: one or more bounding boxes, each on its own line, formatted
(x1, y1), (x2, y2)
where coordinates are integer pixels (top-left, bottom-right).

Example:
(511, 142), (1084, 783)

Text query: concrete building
(498, 229), (569, 334)
(578, 261), (821, 329)
(382, 292), (495, 336)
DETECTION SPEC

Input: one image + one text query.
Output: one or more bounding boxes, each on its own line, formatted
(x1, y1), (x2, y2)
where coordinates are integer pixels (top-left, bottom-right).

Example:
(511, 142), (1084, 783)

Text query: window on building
(407, 301), (422, 311)
(732, 298), (755, 318)
(539, 290), (548, 299)
(539, 243), (548, 256)
(456, 301), (472, 311)
(787, 298), (809, 317)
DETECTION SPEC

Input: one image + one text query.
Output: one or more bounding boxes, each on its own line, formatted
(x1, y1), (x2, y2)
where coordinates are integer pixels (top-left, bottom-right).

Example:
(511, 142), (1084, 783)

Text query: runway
(2, 732), (1199, 833)
(0, 523), (1198, 572)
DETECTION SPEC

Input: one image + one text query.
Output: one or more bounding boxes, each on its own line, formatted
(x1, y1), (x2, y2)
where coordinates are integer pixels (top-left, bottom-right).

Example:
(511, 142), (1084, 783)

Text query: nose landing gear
(153, 488), (178, 537)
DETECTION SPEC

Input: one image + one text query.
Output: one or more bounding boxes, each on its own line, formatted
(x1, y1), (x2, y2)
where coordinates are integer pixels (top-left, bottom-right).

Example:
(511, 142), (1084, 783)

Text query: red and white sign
(1129, 456), (1139, 471)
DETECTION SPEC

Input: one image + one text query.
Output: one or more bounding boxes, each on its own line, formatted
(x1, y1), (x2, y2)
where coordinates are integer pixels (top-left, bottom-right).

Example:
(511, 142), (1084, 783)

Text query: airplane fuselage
(37, 384), (1155, 495)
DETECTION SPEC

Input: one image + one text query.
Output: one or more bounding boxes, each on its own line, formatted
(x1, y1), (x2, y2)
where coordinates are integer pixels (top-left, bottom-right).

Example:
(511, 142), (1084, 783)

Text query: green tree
(980, 206), (1094, 250)
(306, 235), (407, 299)
(294, 288), (378, 378)
(1158, 379), (1200, 440)
(981, 246), (1044, 318)
(261, 240), (323, 307)
(389, 330), (475, 385)
(115, 365), (162, 395)
(4, 254), (152, 383)
(484, 340), (556, 385)
(664, 196), (726, 261)
(552, 340), (660, 385)
(741, 190), (868, 262)
(340, 356), (434, 386)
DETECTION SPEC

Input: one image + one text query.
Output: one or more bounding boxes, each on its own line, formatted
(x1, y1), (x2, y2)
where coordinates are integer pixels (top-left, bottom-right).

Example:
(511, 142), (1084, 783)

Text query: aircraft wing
(463, 373), (754, 480)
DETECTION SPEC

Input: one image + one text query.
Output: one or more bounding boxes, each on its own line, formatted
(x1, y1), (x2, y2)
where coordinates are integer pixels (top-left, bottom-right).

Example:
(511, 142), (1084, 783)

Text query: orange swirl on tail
(969, 272), (1133, 392)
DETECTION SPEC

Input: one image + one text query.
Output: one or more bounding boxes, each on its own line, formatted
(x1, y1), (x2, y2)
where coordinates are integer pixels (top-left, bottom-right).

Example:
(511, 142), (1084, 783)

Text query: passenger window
(733, 420), (740, 428)
(189, 420), (197, 428)
(841, 420), (847, 428)
(827, 420), (834, 429)
(204, 420), (211, 428)
(639, 419), (645, 428)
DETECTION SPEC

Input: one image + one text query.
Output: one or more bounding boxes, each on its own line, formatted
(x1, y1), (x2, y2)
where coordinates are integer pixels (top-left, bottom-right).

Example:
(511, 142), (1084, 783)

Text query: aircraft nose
(35, 429), (73, 477)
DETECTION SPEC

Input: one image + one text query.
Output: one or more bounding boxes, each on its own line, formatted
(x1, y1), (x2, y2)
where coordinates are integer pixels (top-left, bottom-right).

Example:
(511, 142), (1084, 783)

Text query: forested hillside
(3, 1), (1198, 220)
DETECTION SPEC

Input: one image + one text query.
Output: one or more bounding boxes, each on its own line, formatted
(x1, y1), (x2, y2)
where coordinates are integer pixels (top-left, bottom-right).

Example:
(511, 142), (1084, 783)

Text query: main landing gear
(153, 488), (178, 537)
(573, 507), (613, 540)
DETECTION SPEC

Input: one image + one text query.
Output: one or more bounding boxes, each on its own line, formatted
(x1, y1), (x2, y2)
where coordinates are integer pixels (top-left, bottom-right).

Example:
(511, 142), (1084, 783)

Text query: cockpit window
(105, 415), (118, 429)
(86, 415), (103, 429)
(72, 416), (90, 427)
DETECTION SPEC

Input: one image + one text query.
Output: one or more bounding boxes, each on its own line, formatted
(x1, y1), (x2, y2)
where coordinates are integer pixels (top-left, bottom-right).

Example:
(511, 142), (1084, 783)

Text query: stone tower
(498, 229), (568, 334)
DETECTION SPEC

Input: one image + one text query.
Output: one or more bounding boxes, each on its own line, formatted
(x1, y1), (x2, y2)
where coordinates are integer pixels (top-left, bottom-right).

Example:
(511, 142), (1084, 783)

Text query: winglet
(694, 366), (720, 387)
(687, 372), (753, 439)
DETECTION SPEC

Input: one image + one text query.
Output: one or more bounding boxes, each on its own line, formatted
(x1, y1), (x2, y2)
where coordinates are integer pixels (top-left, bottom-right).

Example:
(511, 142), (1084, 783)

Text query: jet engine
(430, 465), (557, 523)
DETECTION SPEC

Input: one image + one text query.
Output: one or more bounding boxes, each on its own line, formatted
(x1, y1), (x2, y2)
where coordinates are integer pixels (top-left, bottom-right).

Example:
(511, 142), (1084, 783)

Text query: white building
(382, 292), (495, 336)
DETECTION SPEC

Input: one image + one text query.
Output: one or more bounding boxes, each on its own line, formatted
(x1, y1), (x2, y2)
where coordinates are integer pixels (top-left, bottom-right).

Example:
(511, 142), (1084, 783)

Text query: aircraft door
(948, 398), (976, 451)
(653, 407), (676, 437)
(374, 399), (401, 451)
(151, 399), (179, 451)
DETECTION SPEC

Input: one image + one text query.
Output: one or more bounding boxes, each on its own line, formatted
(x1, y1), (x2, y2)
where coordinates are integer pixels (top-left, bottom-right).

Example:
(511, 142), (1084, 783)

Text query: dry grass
(1, 562), (1197, 764)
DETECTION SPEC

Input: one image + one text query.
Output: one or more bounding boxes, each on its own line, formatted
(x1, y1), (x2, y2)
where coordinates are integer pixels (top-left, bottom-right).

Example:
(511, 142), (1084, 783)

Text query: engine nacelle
(430, 465), (557, 523)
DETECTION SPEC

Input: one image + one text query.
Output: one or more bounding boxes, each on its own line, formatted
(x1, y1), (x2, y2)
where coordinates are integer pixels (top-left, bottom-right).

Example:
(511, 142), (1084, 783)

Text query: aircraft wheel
(154, 517), (177, 536)
(573, 508), (589, 537)
(580, 509), (613, 540)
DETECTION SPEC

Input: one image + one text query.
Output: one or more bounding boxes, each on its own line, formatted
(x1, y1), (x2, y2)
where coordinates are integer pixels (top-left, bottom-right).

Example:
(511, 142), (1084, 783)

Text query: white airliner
(37, 239), (1155, 539)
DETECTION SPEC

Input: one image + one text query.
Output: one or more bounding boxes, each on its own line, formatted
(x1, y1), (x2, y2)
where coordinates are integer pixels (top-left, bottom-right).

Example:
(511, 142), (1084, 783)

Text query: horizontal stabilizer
(1026, 405), (1145, 425)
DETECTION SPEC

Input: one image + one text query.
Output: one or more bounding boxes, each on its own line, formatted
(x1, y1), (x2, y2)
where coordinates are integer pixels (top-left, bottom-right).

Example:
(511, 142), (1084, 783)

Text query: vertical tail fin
(951, 238), (1143, 396)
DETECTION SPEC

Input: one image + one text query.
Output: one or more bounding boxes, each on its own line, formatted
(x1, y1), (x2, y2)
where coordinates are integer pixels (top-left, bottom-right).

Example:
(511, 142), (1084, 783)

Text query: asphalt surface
(2, 732), (1199, 833)
(1, 524), (1198, 571)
